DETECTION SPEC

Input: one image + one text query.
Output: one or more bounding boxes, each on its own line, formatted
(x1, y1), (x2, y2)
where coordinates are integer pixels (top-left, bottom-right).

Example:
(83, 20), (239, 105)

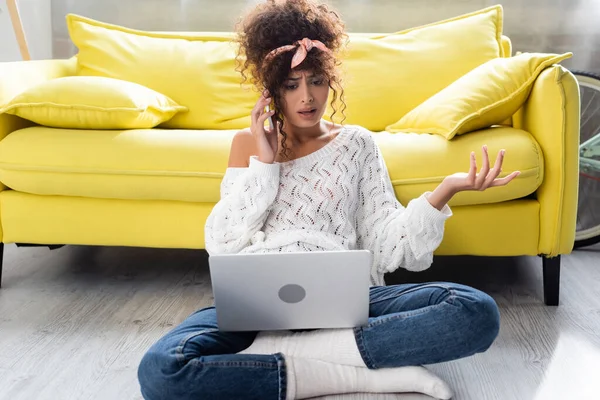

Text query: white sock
(286, 356), (453, 400)
(238, 329), (365, 366)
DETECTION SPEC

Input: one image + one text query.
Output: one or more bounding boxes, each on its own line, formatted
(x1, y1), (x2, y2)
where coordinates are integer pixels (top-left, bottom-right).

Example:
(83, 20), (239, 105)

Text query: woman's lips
(298, 109), (317, 118)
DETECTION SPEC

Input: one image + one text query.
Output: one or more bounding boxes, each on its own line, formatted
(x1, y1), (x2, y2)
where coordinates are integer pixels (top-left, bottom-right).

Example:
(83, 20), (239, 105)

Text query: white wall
(48, 0), (600, 73)
(0, 0), (51, 62)
(0, 0), (23, 61)
(18, 0), (52, 60)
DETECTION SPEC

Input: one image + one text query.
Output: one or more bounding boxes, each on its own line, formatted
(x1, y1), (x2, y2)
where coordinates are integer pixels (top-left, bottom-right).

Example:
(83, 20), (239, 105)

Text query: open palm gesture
(443, 145), (520, 193)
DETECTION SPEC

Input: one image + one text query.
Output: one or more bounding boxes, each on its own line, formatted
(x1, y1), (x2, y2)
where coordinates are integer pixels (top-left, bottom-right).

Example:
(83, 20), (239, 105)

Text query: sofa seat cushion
(0, 126), (542, 206)
(377, 126), (543, 206)
(0, 127), (231, 203)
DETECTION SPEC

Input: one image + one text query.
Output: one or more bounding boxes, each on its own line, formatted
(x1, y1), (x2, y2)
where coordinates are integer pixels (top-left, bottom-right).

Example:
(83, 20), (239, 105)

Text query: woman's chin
(294, 121), (321, 129)
(288, 115), (326, 129)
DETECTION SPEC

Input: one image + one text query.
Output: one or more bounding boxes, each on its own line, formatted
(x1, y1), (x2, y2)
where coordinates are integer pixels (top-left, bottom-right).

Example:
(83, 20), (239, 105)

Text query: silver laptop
(208, 250), (372, 332)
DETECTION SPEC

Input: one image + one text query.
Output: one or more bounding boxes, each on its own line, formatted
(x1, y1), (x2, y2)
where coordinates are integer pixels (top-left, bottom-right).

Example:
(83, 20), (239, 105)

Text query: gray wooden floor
(0, 243), (599, 400)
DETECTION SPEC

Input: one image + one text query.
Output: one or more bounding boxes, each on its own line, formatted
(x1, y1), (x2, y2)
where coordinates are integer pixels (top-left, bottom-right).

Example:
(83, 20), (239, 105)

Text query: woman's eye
(285, 85), (298, 90)
(313, 80), (325, 86)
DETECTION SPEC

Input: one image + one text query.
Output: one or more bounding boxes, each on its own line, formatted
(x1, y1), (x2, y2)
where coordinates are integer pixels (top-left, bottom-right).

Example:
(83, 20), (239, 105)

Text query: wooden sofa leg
(542, 255), (561, 306)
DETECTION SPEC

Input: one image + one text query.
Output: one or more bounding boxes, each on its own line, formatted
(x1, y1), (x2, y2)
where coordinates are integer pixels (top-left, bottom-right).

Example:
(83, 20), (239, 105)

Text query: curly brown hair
(235, 0), (348, 159)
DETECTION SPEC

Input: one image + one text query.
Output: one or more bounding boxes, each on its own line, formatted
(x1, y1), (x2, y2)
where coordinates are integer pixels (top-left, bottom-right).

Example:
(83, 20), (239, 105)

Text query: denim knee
(469, 291), (501, 352)
(138, 347), (178, 400)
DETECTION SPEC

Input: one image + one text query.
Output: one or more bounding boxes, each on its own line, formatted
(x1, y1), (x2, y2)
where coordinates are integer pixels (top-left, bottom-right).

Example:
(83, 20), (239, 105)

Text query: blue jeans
(138, 282), (500, 400)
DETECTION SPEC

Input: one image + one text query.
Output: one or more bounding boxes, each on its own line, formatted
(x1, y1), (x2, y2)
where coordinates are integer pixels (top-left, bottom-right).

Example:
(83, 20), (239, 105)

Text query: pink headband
(264, 38), (332, 69)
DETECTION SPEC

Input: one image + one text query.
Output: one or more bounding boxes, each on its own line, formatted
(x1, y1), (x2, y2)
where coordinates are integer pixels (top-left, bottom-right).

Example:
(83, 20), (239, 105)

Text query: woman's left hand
(426, 145), (520, 211)
(443, 145), (520, 193)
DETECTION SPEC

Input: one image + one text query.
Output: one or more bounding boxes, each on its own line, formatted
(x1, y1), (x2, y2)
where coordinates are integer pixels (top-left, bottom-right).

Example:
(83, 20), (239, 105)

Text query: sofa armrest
(0, 57), (77, 140)
(513, 65), (580, 256)
(501, 35), (512, 57)
(0, 57), (77, 192)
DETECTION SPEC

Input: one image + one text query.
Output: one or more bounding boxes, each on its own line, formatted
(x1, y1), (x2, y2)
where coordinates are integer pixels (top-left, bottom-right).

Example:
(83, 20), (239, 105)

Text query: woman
(138, 1), (520, 399)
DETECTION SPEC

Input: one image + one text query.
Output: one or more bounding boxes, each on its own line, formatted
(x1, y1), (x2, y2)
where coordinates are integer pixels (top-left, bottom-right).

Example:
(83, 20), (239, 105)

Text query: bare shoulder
(228, 128), (257, 168)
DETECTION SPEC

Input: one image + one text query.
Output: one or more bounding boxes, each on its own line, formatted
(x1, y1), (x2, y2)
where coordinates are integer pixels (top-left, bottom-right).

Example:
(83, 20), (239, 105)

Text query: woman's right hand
(251, 93), (279, 164)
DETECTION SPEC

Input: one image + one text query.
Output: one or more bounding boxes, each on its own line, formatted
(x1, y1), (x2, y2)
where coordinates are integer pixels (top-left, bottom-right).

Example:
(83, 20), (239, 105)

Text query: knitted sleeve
(355, 134), (452, 274)
(204, 156), (280, 255)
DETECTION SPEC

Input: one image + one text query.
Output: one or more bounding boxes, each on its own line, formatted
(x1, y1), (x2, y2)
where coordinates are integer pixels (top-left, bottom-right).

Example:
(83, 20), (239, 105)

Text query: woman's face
(278, 70), (330, 129)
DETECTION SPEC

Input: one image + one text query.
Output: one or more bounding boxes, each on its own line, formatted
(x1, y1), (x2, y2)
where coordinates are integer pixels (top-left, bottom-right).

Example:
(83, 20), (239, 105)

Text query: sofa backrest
(67, 5), (506, 132)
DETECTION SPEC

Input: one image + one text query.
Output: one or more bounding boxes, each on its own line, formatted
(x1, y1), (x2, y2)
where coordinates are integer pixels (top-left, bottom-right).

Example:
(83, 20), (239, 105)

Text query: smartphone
(265, 104), (275, 131)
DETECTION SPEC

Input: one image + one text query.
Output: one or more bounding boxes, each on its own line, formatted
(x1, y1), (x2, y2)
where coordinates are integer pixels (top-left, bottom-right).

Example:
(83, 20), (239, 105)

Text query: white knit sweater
(205, 125), (452, 286)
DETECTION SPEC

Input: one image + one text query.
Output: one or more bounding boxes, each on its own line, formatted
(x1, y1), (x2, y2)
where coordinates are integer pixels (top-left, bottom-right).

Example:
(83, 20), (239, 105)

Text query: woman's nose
(301, 83), (314, 103)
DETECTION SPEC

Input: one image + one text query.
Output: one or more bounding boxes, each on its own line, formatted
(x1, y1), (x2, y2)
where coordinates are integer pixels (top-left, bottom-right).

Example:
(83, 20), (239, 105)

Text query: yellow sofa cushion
(375, 127), (543, 206)
(386, 52), (572, 139)
(67, 14), (255, 130)
(0, 125), (542, 207)
(0, 190), (540, 256)
(67, 6), (503, 132)
(330, 5), (504, 131)
(0, 76), (187, 129)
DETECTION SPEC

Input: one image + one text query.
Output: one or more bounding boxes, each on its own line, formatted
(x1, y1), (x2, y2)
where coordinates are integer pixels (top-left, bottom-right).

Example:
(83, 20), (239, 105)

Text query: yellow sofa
(0, 7), (579, 305)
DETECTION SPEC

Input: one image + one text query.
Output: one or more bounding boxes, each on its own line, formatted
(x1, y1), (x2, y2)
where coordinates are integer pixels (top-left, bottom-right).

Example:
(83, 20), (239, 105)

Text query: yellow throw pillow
(67, 14), (255, 130)
(326, 5), (505, 131)
(67, 8), (503, 132)
(386, 52), (572, 139)
(0, 76), (187, 129)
